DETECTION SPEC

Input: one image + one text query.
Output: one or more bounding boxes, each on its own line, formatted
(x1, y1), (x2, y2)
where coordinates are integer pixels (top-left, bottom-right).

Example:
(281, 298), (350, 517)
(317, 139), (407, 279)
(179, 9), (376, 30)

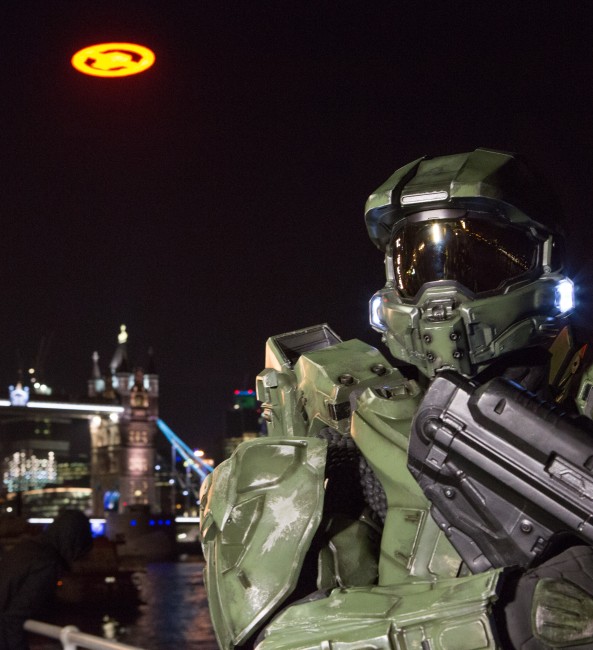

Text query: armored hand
(502, 546), (593, 649)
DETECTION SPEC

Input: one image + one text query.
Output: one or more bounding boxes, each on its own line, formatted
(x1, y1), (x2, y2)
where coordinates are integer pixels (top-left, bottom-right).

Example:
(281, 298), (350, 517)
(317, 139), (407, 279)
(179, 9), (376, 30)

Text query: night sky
(1, 1), (593, 457)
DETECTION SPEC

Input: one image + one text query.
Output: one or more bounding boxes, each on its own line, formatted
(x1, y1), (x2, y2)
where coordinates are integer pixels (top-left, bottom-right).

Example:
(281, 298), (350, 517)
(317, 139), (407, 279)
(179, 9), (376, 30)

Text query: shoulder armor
(256, 323), (403, 437)
(200, 436), (327, 650)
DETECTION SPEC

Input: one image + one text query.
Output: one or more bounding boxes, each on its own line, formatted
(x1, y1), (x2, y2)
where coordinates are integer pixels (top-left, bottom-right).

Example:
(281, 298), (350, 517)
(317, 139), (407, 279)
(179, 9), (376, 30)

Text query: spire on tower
(92, 351), (101, 379)
(118, 324), (128, 345)
(88, 351), (106, 397)
(110, 324), (130, 374)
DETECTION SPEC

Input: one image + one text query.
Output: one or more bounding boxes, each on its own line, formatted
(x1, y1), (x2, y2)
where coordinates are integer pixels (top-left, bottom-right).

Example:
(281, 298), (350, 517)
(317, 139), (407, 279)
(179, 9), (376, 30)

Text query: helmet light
(370, 294), (387, 330)
(401, 191), (448, 206)
(555, 279), (574, 314)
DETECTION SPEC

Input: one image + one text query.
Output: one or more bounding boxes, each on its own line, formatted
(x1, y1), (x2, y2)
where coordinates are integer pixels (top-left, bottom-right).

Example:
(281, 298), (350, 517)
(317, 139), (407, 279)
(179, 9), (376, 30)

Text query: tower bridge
(0, 326), (212, 518)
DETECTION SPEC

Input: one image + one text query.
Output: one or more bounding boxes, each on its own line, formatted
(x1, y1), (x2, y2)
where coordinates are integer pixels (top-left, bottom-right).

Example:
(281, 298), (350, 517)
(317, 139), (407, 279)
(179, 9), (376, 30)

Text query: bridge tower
(88, 326), (160, 517)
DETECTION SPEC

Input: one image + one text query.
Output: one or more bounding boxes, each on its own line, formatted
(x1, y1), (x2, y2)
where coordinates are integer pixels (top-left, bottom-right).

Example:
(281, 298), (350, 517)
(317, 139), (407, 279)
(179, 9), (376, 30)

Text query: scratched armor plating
(201, 150), (593, 650)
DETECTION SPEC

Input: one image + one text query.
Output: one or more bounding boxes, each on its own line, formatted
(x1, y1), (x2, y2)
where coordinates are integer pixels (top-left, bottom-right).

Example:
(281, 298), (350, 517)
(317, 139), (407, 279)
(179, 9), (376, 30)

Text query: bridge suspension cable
(156, 418), (213, 481)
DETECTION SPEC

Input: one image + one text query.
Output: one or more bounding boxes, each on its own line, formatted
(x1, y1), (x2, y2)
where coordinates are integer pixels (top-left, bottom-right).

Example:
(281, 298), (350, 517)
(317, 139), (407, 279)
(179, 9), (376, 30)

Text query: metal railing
(24, 620), (144, 650)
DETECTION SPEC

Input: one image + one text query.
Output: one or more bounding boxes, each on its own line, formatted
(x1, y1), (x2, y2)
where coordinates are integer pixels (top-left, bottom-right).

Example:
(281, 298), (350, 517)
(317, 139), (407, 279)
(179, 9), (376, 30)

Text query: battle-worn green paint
(365, 148), (559, 252)
(200, 436), (327, 649)
(202, 330), (502, 650)
(257, 571), (502, 650)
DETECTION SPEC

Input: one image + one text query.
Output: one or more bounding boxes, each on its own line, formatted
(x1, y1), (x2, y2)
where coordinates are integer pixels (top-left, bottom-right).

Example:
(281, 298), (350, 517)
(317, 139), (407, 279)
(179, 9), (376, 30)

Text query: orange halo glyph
(71, 42), (155, 78)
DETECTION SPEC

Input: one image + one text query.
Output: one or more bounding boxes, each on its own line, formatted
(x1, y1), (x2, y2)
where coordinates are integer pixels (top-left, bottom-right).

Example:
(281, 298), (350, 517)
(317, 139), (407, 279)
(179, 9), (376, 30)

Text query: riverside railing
(24, 620), (144, 650)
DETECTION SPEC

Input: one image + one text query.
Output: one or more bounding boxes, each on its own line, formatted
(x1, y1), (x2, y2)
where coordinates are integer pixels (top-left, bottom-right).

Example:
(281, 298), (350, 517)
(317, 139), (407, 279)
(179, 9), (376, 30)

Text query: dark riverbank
(28, 560), (217, 650)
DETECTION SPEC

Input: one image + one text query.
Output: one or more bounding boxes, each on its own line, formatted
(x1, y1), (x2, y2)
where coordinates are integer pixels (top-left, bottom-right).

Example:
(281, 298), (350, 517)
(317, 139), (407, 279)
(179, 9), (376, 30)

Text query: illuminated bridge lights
(0, 398), (124, 414)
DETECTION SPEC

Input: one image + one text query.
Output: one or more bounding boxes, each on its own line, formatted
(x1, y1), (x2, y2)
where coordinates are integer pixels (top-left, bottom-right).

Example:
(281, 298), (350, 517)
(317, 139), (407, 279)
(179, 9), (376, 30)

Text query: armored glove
(502, 546), (593, 649)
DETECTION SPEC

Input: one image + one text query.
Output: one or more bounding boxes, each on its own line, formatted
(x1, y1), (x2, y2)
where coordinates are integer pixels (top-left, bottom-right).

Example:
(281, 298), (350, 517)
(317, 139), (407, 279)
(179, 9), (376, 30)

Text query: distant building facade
(87, 326), (162, 516)
(1, 326), (167, 518)
(0, 402), (91, 516)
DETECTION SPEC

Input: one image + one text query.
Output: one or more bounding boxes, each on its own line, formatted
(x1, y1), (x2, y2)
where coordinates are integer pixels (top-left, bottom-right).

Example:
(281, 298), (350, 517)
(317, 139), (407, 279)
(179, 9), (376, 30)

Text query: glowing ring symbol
(71, 42), (155, 78)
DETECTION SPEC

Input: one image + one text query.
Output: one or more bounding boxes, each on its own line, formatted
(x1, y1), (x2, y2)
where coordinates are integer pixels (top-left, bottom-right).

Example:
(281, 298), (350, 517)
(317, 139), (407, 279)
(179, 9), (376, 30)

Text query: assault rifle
(408, 370), (593, 572)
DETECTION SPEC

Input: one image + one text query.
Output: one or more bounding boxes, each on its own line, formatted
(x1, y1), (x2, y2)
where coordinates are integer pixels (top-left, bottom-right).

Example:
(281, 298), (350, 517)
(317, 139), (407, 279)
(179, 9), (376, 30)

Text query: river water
(28, 560), (218, 650)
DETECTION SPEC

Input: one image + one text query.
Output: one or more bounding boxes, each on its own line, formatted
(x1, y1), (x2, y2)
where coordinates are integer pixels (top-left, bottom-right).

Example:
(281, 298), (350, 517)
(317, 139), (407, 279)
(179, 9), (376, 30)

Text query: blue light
(103, 490), (120, 511)
(149, 519), (155, 526)
(369, 294), (387, 330)
(130, 519), (137, 527)
(90, 520), (106, 537)
(165, 519), (171, 526)
(156, 418), (213, 478)
(555, 279), (574, 314)
(158, 519), (163, 525)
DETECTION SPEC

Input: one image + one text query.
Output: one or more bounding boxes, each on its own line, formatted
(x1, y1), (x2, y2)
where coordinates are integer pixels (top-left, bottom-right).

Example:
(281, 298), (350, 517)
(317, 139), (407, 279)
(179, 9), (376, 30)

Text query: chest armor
(201, 325), (463, 649)
(257, 325), (462, 585)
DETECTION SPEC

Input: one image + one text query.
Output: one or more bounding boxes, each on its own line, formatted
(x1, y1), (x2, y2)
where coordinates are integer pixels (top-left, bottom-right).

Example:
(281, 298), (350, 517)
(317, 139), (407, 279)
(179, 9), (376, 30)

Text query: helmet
(365, 148), (574, 377)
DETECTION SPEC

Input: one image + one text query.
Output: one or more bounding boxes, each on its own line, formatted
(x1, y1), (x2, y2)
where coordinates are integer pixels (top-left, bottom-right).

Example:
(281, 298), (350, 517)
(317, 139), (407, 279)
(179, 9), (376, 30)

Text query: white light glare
(401, 191), (448, 206)
(26, 401), (124, 413)
(431, 223), (443, 244)
(28, 517), (106, 526)
(370, 294), (387, 330)
(555, 279), (574, 314)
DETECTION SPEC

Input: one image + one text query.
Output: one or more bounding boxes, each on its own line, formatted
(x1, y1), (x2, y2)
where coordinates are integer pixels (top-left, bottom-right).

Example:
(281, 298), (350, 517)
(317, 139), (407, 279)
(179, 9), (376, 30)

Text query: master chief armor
(200, 149), (593, 650)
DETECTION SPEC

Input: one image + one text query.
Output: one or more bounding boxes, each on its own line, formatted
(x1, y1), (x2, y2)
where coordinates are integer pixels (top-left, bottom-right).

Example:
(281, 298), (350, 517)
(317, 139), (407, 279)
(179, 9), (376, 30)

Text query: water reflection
(123, 561), (217, 650)
(29, 560), (217, 650)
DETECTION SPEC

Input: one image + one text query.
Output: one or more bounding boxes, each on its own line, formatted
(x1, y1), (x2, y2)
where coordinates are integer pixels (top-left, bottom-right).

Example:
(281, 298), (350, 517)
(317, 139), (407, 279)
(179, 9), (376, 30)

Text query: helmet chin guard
(371, 274), (572, 377)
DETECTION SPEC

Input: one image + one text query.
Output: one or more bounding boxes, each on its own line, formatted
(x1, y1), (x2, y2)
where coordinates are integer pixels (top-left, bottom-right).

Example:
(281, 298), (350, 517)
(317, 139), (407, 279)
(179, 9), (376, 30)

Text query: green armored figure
(201, 149), (593, 650)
